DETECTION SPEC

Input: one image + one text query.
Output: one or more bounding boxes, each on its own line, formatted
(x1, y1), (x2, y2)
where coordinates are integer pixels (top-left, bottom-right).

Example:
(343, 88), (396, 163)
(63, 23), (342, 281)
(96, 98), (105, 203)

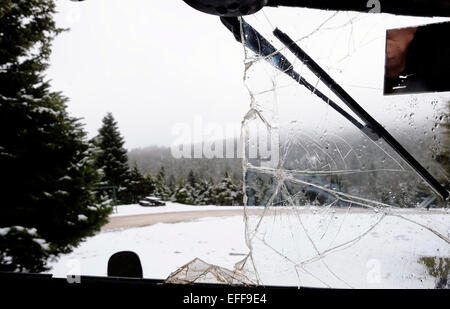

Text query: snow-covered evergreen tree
(173, 171), (219, 205)
(93, 112), (131, 203)
(187, 170), (198, 188)
(174, 179), (195, 204)
(254, 178), (271, 206)
(0, 0), (111, 272)
(125, 164), (155, 203)
(210, 172), (243, 205)
(167, 174), (176, 200)
(195, 179), (214, 205)
(154, 166), (171, 201)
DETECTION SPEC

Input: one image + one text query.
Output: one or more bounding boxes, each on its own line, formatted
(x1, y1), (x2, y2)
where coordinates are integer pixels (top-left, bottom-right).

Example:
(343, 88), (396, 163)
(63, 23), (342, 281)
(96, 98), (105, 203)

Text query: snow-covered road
(110, 203), (250, 217)
(104, 209), (248, 231)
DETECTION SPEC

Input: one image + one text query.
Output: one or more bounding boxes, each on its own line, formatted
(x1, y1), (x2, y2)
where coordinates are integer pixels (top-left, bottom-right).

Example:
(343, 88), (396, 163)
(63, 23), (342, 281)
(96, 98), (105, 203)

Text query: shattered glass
(236, 9), (450, 288)
(165, 258), (254, 285)
(168, 8), (450, 288)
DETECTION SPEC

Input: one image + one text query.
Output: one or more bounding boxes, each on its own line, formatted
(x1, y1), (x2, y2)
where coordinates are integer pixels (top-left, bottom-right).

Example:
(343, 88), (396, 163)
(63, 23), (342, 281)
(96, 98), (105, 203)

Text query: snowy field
(48, 204), (450, 289)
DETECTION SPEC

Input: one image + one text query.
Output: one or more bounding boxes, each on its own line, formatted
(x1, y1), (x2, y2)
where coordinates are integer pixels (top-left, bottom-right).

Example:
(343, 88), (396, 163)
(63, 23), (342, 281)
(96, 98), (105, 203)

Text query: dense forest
(126, 113), (449, 208)
(128, 143), (242, 184)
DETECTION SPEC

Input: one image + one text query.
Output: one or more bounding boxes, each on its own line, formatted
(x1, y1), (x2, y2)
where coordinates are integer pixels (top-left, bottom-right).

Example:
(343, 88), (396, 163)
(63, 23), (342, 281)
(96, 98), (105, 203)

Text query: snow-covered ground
(48, 216), (248, 282)
(48, 204), (450, 289)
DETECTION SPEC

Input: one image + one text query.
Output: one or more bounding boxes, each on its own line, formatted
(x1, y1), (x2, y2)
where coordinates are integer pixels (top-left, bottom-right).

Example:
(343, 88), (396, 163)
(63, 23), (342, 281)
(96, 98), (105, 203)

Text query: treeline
(243, 115), (449, 208)
(126, 167), (243, 206)
(128, 144), (242, 184)
(124, 113), (450, 208)
(95, 113), (244, 206)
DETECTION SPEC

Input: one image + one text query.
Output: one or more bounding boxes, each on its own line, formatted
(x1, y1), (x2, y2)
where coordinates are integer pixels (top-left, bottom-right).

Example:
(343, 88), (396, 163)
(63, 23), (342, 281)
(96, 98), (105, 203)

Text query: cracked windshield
(1, 0), (449, 291)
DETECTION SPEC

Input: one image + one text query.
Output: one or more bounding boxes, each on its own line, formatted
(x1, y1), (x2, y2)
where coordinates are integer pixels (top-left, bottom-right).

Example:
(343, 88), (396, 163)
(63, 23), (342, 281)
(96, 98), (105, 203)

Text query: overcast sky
(47, 1), (449, 150)
(48, 0), (248, 149)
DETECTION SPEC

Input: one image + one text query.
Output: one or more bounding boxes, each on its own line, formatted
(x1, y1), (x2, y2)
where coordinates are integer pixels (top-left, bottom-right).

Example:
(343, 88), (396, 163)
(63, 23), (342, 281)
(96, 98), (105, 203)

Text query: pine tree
(211, 172), (243, 205)
(187, 170), (199, 188)
(174, 179), (194, 204)
(94, 112), (130, 203)
(195, 179), (214, 205)
(254, 177), (271, 206)
(185, 170), (200, 203)
(0, 0), (111, 272)
(125, 164), (154, 203)
(145, 172), (155, 195)
(167, 174), (177, 193)
(154, 166), (171, 201)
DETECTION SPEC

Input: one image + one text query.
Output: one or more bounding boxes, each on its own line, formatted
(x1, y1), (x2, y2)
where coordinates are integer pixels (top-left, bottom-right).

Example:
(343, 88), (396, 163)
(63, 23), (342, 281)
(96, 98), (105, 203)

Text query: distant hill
(127, 123), (447, 207)
(128, 140), (242, 183)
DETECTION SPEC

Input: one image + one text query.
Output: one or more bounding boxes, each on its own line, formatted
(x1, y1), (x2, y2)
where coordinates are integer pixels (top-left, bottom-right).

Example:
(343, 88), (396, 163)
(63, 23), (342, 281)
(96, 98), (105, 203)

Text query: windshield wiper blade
(273, 28), (448, 200)
(221, 16), (449, 200)
(221, 17), (379, 140)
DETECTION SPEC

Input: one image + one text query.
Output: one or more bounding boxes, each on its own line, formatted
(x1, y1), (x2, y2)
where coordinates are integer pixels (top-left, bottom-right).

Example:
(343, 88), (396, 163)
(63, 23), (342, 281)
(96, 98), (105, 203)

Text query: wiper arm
(221, 17), (379, 139)
(221, 16), (449, 200)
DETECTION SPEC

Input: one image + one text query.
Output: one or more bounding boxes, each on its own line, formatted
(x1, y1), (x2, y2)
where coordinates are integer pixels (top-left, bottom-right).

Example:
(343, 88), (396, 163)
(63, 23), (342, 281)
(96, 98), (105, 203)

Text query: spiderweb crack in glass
(235, 9), (450, 288)
(167, 8), (450, 288)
